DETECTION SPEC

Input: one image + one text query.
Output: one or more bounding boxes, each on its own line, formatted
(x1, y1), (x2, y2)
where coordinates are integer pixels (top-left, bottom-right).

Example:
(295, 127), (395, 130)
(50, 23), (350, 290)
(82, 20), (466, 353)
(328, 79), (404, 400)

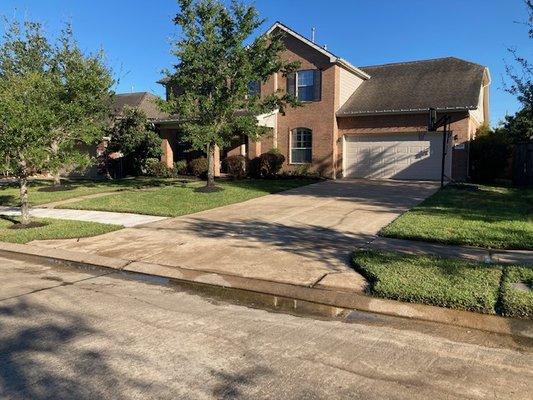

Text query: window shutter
(314, 70), (322, 101)
(286, 72), (296, 97)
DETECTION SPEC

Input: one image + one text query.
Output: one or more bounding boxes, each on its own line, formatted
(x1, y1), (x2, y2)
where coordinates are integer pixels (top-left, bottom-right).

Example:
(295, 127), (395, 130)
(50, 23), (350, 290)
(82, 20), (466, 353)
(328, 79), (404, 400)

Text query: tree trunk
(53, 171), (61, 187)
(51, 139), (61, 187)
(19, 175), (30, 225)
(206, 142), (215, 188)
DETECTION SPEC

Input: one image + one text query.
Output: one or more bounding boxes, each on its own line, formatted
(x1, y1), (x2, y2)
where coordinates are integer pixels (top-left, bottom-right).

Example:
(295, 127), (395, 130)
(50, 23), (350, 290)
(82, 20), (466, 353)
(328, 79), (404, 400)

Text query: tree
(0, 19), (113, 224)
(48, 24), (114, 186)
(0, 21), (56, 224)
(106, 106), (163, 176)
(162, 0), (300, 190)
(503, 1), (533, 142)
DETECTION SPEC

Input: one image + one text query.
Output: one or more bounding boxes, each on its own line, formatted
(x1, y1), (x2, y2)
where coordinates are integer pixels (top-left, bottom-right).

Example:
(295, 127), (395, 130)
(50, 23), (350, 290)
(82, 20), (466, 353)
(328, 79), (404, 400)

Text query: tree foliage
(48, 24), (114, 184)
(162, 0), (300, 188)
(0, 19), (113, 223)
(106, 106), (163, 175)
(502, 0), (533, 143)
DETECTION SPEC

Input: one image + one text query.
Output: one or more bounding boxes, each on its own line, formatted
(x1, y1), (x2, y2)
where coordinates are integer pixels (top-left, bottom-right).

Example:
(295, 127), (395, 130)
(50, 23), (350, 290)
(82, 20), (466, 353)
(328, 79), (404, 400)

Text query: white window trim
(293, 69), (320, 103)
(289, 128), (312, 165)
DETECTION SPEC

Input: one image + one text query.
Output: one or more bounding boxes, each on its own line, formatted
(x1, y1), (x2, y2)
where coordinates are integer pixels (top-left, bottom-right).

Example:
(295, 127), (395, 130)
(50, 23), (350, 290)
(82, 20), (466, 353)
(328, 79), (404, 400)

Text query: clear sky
(0, 0), (530, 125)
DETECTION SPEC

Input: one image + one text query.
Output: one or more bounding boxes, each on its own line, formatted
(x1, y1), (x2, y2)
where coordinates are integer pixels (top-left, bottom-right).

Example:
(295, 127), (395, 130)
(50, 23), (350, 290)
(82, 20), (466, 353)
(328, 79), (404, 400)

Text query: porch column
(161, 134), (174, 168)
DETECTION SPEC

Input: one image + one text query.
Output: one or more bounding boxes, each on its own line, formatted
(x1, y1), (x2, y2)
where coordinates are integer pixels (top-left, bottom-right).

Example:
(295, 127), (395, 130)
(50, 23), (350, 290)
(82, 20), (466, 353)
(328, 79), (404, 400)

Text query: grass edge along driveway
(380, 184), (533, 250)
(0, 217), (121, 244)
(353, 250), (533, 319)
(58, 179), (318, 217)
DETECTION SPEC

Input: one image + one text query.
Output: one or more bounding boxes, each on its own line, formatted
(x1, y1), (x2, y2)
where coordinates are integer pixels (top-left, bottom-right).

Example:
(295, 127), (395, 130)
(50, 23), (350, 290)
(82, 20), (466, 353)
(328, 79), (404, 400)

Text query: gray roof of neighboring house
(112, 92), (169, 121)
(337, 57), (487, 117)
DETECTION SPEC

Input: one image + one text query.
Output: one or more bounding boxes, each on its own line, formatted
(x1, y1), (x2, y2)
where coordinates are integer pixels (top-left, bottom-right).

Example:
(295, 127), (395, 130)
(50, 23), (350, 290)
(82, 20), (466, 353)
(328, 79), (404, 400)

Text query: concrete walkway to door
(31, 180), (440, 292)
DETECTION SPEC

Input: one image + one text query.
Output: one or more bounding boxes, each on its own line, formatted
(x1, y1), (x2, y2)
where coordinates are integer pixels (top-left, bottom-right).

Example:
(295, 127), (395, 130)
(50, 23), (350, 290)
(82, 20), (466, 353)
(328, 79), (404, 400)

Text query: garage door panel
(344, 133), (451, 181)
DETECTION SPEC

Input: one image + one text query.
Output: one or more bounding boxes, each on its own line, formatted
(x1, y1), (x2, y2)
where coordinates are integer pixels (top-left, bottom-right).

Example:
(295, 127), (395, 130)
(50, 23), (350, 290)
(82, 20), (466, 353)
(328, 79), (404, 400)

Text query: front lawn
(0, 177), (192, 207)
(500, 266), (533, 319)
(380, 184), (533, 250)
(0, 217), (121, 244)
(58, 179), (317, 217)
(353, 250), (503, 314)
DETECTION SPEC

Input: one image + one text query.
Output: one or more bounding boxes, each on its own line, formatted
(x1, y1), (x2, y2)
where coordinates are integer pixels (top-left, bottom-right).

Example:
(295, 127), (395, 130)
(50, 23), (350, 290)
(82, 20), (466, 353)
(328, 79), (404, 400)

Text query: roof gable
(266, 22), (370, 80)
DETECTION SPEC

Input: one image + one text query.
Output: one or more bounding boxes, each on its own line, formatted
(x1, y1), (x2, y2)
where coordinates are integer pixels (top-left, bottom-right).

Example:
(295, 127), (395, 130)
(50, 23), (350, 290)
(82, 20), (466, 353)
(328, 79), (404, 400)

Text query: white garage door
(343, 133), (451, 181)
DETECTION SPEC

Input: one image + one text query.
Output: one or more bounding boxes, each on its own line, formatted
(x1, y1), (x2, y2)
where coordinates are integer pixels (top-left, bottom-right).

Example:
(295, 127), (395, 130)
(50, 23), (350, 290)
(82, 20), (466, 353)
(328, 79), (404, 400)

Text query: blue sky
(0, 0), (530, 125)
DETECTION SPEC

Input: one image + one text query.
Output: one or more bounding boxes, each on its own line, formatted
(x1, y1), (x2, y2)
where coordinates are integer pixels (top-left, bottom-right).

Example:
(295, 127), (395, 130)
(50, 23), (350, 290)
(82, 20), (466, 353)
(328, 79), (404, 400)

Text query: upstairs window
(247, 80), (261, 98)
(290, 128), (312, 164)
(287, 69), (321, 102)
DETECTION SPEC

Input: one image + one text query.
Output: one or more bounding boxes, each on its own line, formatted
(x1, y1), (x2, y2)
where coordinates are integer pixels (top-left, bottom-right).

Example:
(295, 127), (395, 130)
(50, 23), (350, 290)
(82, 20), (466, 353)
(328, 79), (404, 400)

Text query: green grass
(353, 250), (503, 314)
(500, 266), (533, 319)
(0, 177), (194, 207)
(0, 217), (120, 244)
(381, 184), (533, 250)
(58, 179), (318, 217)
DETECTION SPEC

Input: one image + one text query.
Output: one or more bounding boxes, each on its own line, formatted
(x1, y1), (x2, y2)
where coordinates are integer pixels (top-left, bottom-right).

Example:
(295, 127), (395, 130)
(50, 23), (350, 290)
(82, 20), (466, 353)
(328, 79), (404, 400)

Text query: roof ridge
(115, 91), (149, 97)
(361, 56), (484, 70)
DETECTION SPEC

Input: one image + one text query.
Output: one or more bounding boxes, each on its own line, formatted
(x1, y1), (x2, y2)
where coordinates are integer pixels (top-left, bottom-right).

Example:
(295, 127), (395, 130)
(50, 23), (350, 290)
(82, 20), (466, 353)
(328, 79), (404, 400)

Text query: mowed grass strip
(380, 184), (533, 250)
(500, 266), (533, 319)
(353, 250), (503, 314)
(59, 179), (317, 217)
(0, 217), (121, 244)
(0, 177), (193, 207)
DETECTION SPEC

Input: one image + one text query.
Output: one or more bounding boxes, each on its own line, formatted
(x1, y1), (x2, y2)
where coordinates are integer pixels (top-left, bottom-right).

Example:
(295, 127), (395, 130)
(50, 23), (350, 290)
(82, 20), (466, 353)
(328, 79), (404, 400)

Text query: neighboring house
(157, 21), (490, 181)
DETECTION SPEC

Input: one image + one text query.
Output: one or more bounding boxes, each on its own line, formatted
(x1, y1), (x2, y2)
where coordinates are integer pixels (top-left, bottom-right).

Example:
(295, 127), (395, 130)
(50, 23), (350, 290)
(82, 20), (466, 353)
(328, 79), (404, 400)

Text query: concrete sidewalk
(368, 237), (533, 265)
(0, 206), (167, 227)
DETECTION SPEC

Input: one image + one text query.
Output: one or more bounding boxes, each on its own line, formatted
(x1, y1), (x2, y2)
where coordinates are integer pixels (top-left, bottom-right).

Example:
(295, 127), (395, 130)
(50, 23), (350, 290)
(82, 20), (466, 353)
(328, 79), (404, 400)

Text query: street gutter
(0, 241), (531, 340)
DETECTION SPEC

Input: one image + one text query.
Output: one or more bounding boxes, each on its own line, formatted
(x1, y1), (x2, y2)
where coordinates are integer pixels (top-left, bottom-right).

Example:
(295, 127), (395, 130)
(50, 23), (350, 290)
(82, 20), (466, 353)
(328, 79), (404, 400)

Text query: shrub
(470, 130), (511, 183)
(249, 148), (285, 178)
(144, 158), (173, 178)
(189, 157), (209, 178)
(224, 155), (248, 179)
(173, 160), (188, 175)
(500, 266), (533, 319)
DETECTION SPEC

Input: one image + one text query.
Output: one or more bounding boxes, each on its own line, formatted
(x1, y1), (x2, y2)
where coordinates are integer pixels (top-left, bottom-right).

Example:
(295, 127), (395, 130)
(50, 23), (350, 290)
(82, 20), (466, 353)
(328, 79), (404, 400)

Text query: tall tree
(48, 24), (114, 186)
(0, 21), (56, 224)
(503, 0), (533, 141)
(0, 19), (113, 224)
(162, 0), (300, 190)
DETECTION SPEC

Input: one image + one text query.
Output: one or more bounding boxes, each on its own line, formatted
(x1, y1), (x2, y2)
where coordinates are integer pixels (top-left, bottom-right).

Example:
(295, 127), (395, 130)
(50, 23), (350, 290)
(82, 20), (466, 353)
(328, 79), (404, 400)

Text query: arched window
(290, 128), (312, 164)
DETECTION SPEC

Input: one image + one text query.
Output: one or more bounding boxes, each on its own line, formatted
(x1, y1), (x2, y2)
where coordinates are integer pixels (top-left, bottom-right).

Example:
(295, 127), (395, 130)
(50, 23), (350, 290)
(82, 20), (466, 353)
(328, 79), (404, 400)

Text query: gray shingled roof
(112, 92), (169, 120)
(337, 57), (486, 116)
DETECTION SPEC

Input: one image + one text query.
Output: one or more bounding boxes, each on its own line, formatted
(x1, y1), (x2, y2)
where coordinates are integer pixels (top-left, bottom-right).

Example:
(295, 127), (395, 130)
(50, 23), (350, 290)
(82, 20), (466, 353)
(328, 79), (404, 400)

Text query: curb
(1, 241), (531, 340)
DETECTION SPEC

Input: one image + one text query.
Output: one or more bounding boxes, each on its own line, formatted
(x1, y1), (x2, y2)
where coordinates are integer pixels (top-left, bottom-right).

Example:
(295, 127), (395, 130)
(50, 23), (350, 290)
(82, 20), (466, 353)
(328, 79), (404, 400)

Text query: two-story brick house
(156, 21), (490, 182)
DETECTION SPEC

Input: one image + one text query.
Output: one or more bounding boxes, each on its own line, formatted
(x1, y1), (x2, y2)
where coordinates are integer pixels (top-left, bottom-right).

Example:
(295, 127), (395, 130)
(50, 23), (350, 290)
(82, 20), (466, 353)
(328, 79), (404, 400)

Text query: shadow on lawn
(0, 299), (159, 399)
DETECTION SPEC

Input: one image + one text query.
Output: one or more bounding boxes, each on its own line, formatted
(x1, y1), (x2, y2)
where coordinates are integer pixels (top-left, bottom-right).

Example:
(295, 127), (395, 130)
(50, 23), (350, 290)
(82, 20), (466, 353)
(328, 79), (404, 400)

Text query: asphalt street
(1, 256), (532, 399)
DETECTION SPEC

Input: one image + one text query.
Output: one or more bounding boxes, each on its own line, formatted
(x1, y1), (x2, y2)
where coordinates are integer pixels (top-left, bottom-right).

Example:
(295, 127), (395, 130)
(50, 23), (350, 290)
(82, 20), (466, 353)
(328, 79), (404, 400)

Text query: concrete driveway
(33, 179), (439, 291)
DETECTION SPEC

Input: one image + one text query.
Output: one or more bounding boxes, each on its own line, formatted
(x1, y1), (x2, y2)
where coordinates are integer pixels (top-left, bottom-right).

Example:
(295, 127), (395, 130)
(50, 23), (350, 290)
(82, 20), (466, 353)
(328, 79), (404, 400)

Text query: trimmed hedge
(500, 266), (533, 319)
(352, 250), (502, 314)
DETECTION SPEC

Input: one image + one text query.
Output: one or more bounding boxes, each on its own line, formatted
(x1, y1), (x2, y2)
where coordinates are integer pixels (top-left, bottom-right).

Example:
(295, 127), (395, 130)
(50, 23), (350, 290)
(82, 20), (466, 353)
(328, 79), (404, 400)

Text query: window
(287, 69), (321, 102)
(291, 128), (312, 164)
(247, 80), (261, 98)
